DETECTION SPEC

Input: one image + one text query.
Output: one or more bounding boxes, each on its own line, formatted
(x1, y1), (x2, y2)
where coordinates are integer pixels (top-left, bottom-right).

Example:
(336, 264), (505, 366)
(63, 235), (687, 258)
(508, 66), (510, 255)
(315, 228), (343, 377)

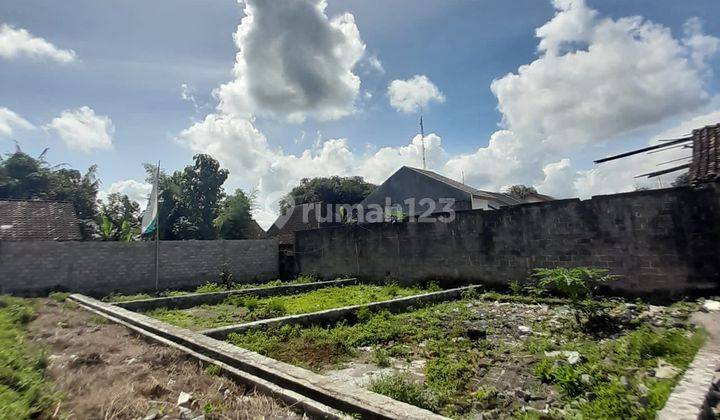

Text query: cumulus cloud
(214, 0), (366, 122)
(387, 75), (445, 113)
(573, 107), (720, 197)
(0, 24), (76, 63)
(100, 179), (152, 208)
(0, 107), (33, 137)
(177, 0), (720, 228)
(46, 106), (114, 153)
(448, 0), (718, 197)
(176, 112), (446, 227)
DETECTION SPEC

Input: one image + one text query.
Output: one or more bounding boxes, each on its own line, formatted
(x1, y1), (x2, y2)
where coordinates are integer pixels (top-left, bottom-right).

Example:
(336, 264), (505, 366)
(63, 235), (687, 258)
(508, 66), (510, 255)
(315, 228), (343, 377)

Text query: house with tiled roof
(0, 200), (81, 241)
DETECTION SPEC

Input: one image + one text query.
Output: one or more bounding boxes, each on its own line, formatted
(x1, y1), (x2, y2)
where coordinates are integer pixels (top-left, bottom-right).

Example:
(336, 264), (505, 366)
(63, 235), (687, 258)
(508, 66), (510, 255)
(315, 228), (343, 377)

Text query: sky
(1, 0), (719, 228)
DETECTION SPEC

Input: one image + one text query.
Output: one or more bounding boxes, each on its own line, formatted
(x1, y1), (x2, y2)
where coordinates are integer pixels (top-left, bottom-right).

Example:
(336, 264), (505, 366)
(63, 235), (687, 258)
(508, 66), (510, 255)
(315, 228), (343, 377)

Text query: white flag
(141, 165), (159, 235)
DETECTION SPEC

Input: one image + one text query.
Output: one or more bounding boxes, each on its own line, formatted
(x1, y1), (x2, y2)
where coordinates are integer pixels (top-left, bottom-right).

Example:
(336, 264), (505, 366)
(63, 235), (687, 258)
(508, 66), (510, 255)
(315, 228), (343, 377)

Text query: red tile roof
(0, 200), (81, 241)
(689, 123), (720, 184)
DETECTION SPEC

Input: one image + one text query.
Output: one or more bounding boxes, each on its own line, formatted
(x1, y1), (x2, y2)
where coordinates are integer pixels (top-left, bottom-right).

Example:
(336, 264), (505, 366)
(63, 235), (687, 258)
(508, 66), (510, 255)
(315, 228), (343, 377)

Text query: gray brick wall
(0, 239), (278, 296)
(295, 186), (720, 299)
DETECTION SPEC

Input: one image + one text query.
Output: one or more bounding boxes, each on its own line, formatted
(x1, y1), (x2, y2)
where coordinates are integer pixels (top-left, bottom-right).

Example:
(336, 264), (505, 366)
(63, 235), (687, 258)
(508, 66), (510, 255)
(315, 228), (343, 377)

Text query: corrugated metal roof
(0, 200), (81, 241)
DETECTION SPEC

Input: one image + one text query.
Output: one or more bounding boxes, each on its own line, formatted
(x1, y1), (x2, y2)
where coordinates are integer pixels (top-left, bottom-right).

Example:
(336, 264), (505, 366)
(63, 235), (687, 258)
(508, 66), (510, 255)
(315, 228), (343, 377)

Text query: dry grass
(28, 299), (301, 419)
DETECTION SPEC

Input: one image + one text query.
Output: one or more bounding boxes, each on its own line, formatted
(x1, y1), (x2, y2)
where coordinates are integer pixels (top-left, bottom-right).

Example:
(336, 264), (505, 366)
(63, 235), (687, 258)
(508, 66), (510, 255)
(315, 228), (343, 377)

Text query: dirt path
(28, 299), (302, 420)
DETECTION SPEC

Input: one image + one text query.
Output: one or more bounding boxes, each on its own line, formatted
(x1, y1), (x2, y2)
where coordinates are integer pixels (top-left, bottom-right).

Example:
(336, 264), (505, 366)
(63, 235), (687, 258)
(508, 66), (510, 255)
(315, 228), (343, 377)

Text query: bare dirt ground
(28, 299), (302, 420)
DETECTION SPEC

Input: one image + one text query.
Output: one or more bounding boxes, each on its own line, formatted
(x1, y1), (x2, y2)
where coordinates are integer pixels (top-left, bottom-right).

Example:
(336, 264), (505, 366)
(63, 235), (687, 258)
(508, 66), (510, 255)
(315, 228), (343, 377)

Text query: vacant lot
(227, 293), (703, 419)
(145, 283), (431, 330)
(1, 295), (300, 419)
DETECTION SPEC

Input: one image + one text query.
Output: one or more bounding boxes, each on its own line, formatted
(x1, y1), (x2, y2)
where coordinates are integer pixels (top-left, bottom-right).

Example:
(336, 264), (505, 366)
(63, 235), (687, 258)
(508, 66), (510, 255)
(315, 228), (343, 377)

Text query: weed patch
(149, 284), (428, 330)
(0, 296), (60, 418)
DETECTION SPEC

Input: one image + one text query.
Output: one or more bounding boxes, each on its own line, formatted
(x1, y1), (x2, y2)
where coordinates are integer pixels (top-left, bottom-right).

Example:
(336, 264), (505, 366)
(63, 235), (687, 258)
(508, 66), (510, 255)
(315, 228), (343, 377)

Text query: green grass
(104, 275), (328, 302)
(147, 284), (429, 330)
(227, 296), (705, 419)
(0, 296), (59, 419)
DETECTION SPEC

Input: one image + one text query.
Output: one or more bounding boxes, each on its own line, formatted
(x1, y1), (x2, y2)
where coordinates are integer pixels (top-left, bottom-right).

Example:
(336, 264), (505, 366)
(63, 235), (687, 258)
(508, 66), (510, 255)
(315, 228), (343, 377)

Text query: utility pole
(420, 115), (426, 169)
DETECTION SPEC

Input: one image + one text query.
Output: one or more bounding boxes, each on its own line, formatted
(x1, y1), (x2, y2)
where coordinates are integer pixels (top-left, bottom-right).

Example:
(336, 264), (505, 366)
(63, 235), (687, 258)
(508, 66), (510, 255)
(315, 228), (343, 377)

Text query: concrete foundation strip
(114, 278), (360, 311)
(202, 285), (479, 340)
(657, 311), (720, 420)
(69, 293), (449, 420)
(70, 299), (348, 420)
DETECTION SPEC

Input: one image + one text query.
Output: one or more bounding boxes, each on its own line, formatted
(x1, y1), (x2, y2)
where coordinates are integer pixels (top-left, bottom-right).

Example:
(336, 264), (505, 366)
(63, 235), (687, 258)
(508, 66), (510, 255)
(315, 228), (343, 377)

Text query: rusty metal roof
(0, 199), (81, 241)
(689, 123), (720, 184)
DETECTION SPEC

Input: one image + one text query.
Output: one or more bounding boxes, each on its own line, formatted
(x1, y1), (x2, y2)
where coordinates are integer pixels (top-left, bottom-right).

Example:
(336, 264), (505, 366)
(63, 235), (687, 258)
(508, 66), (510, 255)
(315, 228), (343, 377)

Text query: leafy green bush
(530, 267), (617, 300)
(529, 267), (617, 327)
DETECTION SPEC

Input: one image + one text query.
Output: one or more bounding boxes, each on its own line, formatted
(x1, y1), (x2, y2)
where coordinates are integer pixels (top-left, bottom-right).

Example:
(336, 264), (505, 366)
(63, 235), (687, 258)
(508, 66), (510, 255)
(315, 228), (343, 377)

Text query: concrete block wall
(295, 186), (720, 299)
(0, 239), (278, 296)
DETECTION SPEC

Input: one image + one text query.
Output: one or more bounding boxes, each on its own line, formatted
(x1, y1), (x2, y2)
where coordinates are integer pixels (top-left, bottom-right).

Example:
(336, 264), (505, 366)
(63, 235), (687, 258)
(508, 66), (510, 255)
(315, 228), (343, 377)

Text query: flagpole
(155, 161), (160, 292)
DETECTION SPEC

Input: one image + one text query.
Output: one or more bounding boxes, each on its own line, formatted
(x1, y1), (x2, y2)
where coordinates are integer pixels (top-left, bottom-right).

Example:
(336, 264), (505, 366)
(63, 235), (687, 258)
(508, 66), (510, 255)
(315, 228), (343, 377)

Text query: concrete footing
(202, 286), (478, 339)
(114, 278), (359, 312)
(70, 293), (448, 420)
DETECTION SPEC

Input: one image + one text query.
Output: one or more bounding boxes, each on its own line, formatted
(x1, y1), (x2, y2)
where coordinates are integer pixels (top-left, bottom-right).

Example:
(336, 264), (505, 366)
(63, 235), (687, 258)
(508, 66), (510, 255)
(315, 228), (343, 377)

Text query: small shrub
(292, 275), (317, 284)
(530, 267), (617, 300)
(425, 282), (442, 292)
(369, 372), (437, 412)
(530, 267), (618, 327)
(218, 262), (234, 288)
(265, 299), (287, 316)
(48, 292), (69, 303)
(356, 307), (373, 323)
(196, 282), (227, 294)
(371, 347), (391, 367)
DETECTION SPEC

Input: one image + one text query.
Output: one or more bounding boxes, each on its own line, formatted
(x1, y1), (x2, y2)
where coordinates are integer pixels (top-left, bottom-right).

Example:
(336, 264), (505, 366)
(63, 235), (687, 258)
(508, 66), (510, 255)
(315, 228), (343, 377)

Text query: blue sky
(1, 0), (719, 227)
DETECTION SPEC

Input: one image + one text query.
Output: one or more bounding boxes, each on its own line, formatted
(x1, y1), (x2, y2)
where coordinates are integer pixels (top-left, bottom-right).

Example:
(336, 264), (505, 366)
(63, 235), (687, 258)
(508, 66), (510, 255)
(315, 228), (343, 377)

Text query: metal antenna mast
(420, 115), (426, 169)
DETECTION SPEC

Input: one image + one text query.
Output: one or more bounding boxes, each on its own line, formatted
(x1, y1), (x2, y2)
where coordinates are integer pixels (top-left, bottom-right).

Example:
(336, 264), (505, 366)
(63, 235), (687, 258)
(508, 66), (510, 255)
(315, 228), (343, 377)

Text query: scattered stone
(637, 383), (649, 395)
(518, 326), (532, 334)
(580, 374), (592, 384)
(654, 361), (680, 379)
(544, 351), (582, 365)
(702, 300), (720, 312)
(177, 391), (193, 408)
(126, 357), (137, 365)
(142, 410), (160, 420)
(178, 406), (193, 419)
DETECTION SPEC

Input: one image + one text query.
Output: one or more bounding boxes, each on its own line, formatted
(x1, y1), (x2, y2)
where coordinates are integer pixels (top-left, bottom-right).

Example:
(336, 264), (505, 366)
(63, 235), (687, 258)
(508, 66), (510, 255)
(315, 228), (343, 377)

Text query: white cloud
(178, 0), (720, 228)
(100, 179), (152, 208)
(360, 134), (446, 183)
(449, 0), (718, 197)
(683, 18), (720, 71)
(574, 107), (720, 197)
(176, 111), (448, 227)
(387, 75), (445, 113)
(0, 24), (76, 63)
(46, 106), (114, 153)
(0, 107), (33, 137)
(214, 0), (366, 122)
(367, 53), (384, 74)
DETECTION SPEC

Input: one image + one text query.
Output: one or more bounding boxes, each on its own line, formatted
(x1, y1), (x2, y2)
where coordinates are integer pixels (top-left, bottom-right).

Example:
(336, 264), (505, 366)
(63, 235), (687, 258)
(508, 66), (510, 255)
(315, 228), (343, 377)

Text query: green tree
(145, 154), (229, 240)
(279, 176), (376, 214)
(0, 148), (99, 238)
(214, 189), (257, 239)
(504, 184), (538, 200)
(99, 193), (141, 241)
